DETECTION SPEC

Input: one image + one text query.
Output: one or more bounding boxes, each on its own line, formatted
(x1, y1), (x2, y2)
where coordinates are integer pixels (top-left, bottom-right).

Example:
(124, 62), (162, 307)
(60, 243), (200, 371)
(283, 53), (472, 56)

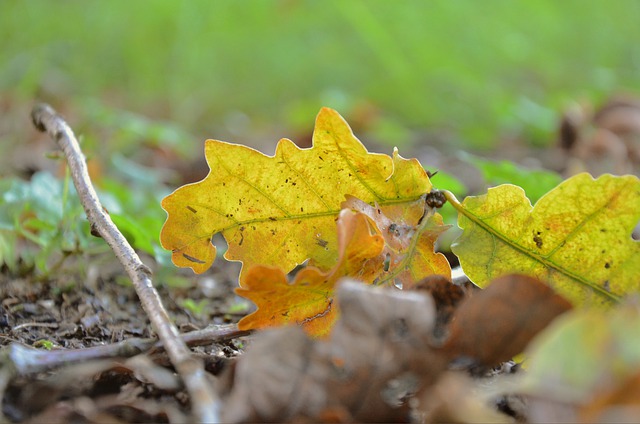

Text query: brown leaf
(442, 274), (572, 367)
(221, 280), (447, 423)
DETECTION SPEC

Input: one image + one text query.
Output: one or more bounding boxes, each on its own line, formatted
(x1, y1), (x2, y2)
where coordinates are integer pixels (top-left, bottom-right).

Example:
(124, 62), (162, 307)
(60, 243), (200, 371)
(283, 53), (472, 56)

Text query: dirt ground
(0, 251), (250, 422)
(1, 95), (639, 422)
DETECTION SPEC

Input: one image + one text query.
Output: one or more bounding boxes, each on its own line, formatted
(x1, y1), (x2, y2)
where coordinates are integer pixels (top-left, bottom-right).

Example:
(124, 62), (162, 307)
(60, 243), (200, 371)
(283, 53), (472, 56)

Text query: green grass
(1, 0), (639, 150)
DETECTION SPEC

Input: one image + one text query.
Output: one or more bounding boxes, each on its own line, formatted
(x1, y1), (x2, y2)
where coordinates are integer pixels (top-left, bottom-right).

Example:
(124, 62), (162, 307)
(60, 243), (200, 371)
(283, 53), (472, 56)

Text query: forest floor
(1, 95), (639, 422)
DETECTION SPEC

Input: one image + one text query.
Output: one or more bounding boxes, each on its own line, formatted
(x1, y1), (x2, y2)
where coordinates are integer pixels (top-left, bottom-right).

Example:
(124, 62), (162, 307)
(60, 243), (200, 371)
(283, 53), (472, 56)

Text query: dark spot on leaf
(240, 226), (245, 231)
(186, 206), (197, 213)
(319, 156), (324, 161)
(269, 217), (277, 221)
(300, 207), (304, 212)
(316, 239), (328, 248)
(292, 182), (297, 186)
(182, 253), (205, 264)
(533, 234), (543, 248)
(605, 262), (611, 269)
(600, 228), (606, 232)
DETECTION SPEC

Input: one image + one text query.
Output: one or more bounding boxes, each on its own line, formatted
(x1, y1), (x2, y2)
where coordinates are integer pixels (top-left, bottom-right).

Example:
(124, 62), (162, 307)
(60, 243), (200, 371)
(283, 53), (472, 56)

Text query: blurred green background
(2, 0), (639, 153)
(1, 0), (639, 277)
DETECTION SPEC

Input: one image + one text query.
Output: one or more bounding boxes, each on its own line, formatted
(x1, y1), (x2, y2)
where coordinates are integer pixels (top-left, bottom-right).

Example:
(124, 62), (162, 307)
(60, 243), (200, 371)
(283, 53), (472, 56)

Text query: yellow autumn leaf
(446, 173), (640, 308)
(160, 107), (432, 279)
(236, 209), (385, 337)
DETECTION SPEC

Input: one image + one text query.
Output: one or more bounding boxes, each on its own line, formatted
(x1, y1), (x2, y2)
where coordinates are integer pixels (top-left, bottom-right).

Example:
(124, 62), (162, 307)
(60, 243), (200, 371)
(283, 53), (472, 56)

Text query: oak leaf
(160, 107), (432, 278)
(447, 173), (640, 308)
(236, 209), (385, 337)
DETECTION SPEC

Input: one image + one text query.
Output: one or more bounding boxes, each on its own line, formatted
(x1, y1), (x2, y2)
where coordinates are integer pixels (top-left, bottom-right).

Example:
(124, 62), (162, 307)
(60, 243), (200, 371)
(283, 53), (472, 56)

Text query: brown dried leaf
(221, 280), (447, 423)
(443, 274), (572, 367)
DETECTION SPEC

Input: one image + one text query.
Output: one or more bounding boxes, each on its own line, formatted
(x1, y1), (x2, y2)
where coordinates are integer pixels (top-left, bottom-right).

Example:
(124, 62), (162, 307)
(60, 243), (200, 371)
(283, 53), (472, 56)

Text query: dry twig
(29, 103), (221, 423)
(4, 324), (248, 375)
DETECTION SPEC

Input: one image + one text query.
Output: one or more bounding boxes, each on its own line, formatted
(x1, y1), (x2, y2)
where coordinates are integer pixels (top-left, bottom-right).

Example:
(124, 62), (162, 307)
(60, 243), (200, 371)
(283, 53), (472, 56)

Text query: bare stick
(4, 324), (249, 375)
(31, 104), (220, 423)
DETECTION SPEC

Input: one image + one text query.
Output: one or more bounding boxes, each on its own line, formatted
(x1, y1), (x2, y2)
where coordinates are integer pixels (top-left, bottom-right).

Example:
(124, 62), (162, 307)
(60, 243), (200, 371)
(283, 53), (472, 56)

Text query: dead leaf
(442, 274), (572, 367)
(222, 280), (447, 422)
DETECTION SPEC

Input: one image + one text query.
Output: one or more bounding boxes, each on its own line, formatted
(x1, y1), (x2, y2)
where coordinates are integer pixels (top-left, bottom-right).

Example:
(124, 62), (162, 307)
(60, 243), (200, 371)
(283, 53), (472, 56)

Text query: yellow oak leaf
(236, 209), (385, 337)
(342, 195), (451, 285)
(446, 173), (640, 308)
(160, 107), (431, 279)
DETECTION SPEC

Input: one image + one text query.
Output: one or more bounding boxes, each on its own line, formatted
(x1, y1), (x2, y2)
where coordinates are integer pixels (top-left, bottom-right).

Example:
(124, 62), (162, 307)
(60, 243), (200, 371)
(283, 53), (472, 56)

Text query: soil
(0, 253), (248, 423)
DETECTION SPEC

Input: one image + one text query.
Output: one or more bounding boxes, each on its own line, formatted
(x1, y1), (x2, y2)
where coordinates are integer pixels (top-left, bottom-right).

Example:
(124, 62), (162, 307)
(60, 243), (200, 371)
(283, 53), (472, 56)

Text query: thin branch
(31, 103), (221, 423)
(4, 324), (249, 375)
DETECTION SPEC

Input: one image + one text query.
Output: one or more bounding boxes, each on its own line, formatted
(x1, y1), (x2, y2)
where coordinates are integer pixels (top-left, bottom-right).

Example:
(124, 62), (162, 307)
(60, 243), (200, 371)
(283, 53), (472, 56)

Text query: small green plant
(0, 167), (170, 279)
(33, 339), (56, 350)
(179, 298), (209, 318)
(0, 170), (100, 276)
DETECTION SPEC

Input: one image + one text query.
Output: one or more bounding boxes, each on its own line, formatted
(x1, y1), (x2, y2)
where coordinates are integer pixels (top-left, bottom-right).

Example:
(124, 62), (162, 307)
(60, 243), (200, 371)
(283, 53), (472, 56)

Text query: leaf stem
(442, 190), (464, 213)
